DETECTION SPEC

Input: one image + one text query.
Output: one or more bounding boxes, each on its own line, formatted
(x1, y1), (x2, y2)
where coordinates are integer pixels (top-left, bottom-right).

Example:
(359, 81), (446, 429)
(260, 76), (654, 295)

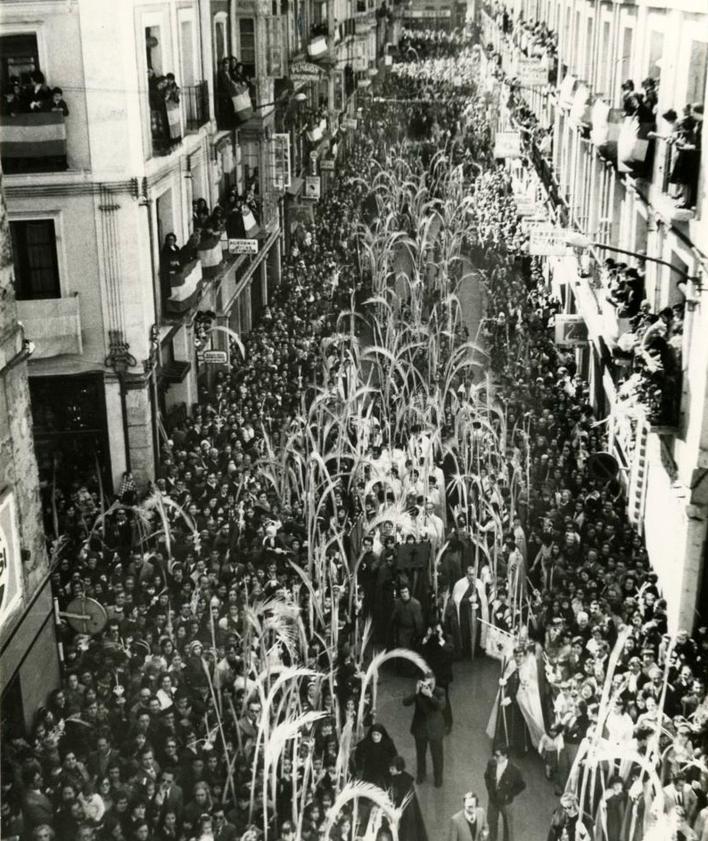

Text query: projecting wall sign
(0, 490), (23, 634)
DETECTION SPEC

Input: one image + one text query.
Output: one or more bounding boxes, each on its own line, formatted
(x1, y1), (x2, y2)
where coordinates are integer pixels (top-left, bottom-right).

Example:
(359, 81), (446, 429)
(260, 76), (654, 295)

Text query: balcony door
(9, 219), (60, 301)
(0, 33), (40, 90)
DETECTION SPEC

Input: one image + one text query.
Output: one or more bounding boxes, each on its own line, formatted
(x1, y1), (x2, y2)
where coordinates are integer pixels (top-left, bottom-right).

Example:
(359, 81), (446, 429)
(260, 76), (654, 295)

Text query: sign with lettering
(516, 57), (548, 87)
(228, 239), (259, 254)
(554, 315), (589, 347)
(0, 491), (22, 634)
(269, 133), (291, 191)
(203, 350), (228, 364)
(343, 118), (358, 130)
(305, 175), (321, 199)
(290, 60), (324, 78)
(514, 197), (538, 216)
(529, 227), (570, 256)
(320, 158), (335, 171)
(493, 131), (522, 158)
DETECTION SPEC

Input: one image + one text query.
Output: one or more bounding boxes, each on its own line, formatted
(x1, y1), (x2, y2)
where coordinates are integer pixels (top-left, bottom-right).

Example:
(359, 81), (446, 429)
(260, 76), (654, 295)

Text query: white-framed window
(213, 12), (229, 65)
(238, 18), (256, 68)
(8, 211), (65, 300)
(178, 8), (199, 86)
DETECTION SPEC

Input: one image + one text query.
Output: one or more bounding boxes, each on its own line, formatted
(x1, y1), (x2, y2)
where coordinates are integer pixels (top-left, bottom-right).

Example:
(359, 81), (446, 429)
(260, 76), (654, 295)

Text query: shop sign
(529, 226), (570, 256)
(514, 197), (537, 216)
(320, 159), (335, 171)
(229, 239), (259, 254)
(203, 350), (228, 364)
(554, 315), (589, 347)
(269, 133), (291, 191)
(517, 57), (548, 87)
(305, 175), (321, 199)
(407, 8), (451, 16)
(0, 491), (23, 634)
(290, 60), (324, 77)
(493, 131), (521, 158)
(290, 60), (324, 87)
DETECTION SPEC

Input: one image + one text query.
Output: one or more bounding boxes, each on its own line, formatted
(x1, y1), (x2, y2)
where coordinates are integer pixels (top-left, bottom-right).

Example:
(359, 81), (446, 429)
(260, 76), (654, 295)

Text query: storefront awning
(286, 176), (304, 196)
(558, 73), (577, 108)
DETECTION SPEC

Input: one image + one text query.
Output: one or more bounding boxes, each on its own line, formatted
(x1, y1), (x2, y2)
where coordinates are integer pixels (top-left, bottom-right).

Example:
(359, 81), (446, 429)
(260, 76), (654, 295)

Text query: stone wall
(0, 170), (52, 643)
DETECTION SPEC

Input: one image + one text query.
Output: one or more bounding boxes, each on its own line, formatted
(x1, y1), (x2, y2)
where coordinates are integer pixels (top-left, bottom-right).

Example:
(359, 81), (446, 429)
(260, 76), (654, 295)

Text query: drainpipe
(139, 177), (161, 471)
(139, 177), (161, 326)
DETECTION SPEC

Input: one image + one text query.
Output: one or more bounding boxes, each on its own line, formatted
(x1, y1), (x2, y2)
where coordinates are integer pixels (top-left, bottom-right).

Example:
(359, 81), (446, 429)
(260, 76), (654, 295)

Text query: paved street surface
(376, 657), (559, 841)
(457, 258), (487, 379)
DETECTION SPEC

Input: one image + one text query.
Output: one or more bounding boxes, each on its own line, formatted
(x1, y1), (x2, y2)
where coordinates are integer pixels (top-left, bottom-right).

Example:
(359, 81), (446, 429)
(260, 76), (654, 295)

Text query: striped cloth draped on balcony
(0, 112), (66, 159)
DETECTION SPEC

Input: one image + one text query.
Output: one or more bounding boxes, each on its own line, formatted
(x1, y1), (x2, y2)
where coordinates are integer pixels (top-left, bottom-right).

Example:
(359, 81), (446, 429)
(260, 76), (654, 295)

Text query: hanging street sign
(493, 130), (522, 158)
(203, 350), (228, 364)
(305, 175), (322, 199)
(229, 239), (259, 254)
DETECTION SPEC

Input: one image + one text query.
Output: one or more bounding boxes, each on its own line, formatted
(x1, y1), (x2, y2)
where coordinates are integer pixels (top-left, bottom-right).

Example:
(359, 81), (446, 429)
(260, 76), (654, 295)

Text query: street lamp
(562, 231), (704, 294)
(257, 90), (308, 111)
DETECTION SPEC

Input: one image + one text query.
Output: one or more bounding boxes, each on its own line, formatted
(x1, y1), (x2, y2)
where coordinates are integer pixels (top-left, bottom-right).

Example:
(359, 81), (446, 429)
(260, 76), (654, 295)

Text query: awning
(569, 83), (591, 125)
(590, 101), (622, 148)
(617, 116), (651, 173)
(558, 73), (576, 108)
(286, 176), (304, 196)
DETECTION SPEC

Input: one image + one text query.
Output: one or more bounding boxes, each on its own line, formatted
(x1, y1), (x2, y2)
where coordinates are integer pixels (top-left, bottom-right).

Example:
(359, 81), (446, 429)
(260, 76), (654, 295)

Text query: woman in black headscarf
(388, 755), (428, 841)
(353, 723), (397, 789)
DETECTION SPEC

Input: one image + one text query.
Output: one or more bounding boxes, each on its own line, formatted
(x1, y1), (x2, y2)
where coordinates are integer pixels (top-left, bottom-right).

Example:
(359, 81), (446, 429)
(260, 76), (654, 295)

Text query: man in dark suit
(484, 745), (526, 841)
(403, 672), (445, 787)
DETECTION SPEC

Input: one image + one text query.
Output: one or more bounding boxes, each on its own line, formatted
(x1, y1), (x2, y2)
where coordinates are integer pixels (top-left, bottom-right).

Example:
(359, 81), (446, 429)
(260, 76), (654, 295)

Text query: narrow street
(373, 260), (557, 840)
(377, 659), (559, 841)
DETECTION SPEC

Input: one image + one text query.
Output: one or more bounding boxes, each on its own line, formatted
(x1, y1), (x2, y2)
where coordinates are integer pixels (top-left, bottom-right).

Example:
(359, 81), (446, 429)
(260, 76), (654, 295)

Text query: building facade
(479, 0), (708, 632)
(0, 167), (60, 731)
(0, 0), (392, 508)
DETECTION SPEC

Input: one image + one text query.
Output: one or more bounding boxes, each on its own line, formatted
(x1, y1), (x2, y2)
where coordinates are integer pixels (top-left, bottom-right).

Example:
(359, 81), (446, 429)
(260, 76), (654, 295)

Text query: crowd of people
(2, 70), (69, 117)
(4, 23), (708, 841)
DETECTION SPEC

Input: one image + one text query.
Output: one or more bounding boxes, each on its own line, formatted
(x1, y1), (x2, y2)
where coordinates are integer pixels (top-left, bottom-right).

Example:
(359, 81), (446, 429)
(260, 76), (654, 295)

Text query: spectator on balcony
(3, 78), (24, 116)
(25, 71), (51, 113)
(46, 87), (69, 117)
(668, 105), (702, 209)
(192, 198), (210, 231)
(616, 269), (644, 319)
(641, 77), (658, 116)
(216, 58), (236, 127)
(620, 79), (635, 107)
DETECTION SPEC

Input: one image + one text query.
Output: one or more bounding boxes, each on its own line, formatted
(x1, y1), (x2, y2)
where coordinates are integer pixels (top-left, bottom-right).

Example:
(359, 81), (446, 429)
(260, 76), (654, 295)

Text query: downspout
(139, 177), (160, 326)
(139, 177), (161, 468)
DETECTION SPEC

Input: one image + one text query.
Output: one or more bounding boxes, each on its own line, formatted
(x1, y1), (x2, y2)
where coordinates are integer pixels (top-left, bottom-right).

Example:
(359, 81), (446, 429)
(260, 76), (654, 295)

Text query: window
(598, 21), (610, 94)
(239, 19), (256, 67)
(10, 220), (60, 300)
(0, 34), (39, 91)
(145, 26), (163, 74)
(214, 15), (228, 65)
(647, 31), (663, 82)
(686, 41), (708, 106)
(180, 19), (196, 86)
(618, 27), (633, 102)
(584, 19), (593, 81)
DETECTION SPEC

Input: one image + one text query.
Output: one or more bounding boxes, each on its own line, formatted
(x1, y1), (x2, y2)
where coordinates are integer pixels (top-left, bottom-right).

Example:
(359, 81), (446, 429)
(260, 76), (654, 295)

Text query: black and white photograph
(0, 1), (707, 840)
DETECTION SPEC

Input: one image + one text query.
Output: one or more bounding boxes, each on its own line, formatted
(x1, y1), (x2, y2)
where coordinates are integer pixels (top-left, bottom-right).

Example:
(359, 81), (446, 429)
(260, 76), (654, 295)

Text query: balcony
(17, 293), (82, 358)
(165, 258), (204, 316)
(182, 81), (210, 133)
(0, 112), (68, 174)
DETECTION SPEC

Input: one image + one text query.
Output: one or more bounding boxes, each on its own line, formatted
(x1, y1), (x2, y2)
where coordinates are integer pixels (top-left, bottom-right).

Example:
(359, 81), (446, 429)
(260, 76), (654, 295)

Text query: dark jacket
(403, 687), (446, 740)
(484, 759), (526, 805)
